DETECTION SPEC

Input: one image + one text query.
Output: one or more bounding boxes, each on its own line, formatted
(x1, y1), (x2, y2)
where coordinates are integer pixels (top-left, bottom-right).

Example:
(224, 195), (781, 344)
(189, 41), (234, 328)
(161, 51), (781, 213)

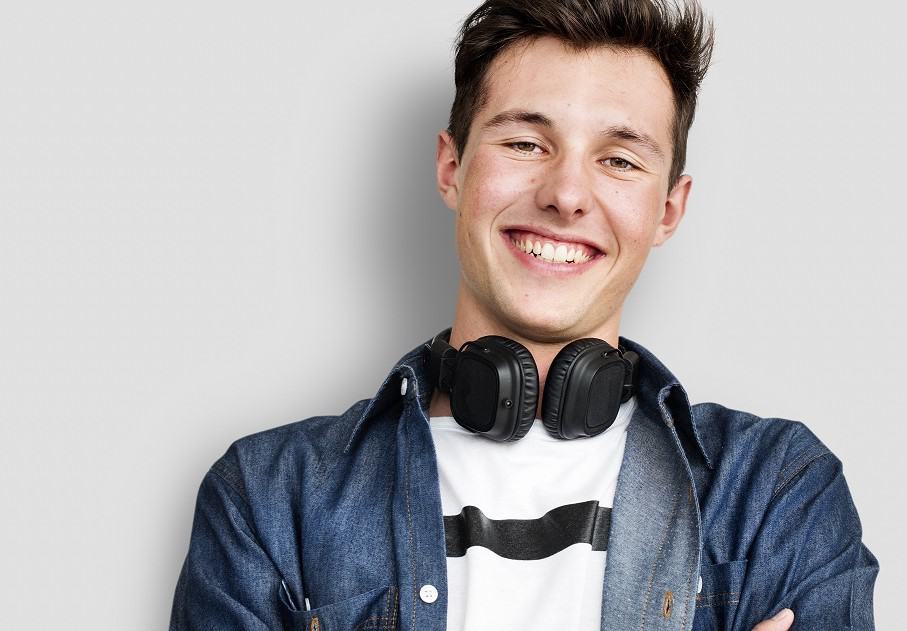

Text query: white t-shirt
(429, 398), (636, 631)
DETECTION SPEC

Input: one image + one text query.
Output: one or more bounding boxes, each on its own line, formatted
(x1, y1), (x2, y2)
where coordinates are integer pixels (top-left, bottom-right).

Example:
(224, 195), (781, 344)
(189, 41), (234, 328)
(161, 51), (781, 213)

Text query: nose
(533, 152), (594, 220)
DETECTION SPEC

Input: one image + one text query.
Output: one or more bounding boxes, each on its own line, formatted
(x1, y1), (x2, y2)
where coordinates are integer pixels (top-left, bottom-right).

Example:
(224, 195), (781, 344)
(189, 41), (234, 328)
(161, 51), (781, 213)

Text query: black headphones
(429, 328), (638, 442)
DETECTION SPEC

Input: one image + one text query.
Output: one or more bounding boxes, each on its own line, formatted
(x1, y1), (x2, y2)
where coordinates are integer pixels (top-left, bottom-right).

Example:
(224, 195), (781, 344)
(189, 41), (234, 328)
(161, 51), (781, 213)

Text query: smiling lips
(507, 229), (601, 265)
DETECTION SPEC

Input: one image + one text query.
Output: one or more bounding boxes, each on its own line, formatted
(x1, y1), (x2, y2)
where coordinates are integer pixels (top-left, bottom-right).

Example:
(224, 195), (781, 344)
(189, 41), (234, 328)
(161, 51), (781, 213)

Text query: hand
(751, 608), (794, 631)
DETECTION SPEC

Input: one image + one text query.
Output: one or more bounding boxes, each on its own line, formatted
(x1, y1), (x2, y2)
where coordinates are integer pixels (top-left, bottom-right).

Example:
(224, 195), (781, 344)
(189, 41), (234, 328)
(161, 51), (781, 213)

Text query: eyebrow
(481, 110), (554, 131)
(600, 125), (665, 161)
(481, 110), (665, 162)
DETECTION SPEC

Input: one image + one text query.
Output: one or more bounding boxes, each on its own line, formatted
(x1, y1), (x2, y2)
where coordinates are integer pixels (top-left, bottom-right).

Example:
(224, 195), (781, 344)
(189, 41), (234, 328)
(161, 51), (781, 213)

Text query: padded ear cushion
(542, 338), (604, 438)
(478, 335), (539, 441)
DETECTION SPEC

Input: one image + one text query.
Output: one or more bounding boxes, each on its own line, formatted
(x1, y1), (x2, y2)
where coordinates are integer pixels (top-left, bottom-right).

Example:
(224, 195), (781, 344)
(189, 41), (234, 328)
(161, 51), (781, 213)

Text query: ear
(653, 174), (692, 247)
(436, 130), (461, 211)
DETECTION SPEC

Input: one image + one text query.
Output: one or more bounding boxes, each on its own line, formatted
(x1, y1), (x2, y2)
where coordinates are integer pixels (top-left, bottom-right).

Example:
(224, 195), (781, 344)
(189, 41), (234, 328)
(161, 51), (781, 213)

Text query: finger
(751, 608), (795, 631)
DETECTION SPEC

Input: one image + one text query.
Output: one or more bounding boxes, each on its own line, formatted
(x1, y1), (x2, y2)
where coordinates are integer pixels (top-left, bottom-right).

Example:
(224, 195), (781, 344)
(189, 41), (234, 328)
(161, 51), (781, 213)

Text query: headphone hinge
(437, 347), (457, 392)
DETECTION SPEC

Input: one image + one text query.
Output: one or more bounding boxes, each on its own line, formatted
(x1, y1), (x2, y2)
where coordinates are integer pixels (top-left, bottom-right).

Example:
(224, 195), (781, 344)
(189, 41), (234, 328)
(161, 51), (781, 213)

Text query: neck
(428, 283), (622, 419)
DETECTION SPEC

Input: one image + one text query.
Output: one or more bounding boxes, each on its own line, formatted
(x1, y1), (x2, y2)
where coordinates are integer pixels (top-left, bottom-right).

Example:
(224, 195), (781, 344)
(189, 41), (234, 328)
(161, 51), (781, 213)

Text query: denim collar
(620, 337), (714, 470)
(346, 334), (713, 470)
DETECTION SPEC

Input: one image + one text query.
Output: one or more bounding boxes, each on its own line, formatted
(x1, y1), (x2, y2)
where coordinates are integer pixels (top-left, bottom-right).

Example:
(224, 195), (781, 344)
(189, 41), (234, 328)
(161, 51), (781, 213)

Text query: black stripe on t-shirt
(443, 500), (611, 560)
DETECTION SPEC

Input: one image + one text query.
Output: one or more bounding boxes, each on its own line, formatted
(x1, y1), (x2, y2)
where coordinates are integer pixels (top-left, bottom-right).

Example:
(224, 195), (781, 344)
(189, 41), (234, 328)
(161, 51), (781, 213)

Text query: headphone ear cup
(542, 338), (603, 438)
(479, 335), (539, 441)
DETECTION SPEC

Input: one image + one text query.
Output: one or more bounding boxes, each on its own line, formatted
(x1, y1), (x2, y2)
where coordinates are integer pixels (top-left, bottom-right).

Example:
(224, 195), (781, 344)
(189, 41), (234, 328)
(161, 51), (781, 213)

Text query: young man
(170, 1), (878, 629)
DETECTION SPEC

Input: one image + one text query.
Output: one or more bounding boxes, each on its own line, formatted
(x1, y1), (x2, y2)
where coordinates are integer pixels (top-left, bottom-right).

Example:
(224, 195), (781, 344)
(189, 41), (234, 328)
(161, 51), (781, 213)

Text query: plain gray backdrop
(1, 1), (903, 628)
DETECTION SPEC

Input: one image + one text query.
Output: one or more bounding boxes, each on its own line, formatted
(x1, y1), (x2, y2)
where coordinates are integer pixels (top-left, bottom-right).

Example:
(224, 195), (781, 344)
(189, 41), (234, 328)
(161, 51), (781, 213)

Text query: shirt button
(400, 377), (408, 396)
(419, 584), (438, 603)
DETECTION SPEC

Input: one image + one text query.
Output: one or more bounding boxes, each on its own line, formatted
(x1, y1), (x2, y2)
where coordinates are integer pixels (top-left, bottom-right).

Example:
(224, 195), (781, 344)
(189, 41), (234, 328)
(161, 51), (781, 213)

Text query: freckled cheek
(455, 162), (496, 255)
(607, 194), (664, 253)
(460, 157), (528, 223)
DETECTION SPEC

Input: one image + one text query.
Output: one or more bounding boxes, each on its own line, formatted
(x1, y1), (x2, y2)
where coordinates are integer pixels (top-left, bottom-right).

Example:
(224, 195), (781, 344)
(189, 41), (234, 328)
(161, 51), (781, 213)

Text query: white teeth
(554, 244), (568, 262)
(511, 235), (597, 264)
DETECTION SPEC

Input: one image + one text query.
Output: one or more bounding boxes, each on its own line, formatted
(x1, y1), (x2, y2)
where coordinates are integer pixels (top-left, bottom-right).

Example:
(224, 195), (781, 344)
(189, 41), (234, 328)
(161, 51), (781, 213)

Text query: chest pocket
(692, 559), (747, 631)
(280, 585), (398, 631)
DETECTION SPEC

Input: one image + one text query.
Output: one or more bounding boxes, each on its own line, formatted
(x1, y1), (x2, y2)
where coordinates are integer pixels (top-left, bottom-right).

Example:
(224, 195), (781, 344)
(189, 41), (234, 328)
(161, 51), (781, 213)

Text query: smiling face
(436, 36), (692, 346)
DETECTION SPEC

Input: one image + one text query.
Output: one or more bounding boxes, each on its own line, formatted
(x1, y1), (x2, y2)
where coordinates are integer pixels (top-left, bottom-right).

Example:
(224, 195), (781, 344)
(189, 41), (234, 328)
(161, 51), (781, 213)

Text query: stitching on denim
(400, 361), (428, 415)
(308, 403), (383, 527)
(210, 456), (249, 506)
(384, 587), (393, 615)
(345, 372), (401, 454)
(313, 406), (362, 482)
(403, 417), (417, 631)
(344, 347), (424, 454)
(390, 586), (398, 630)
(656, 394), (698, 631)
(353, 616), (390, 630)
(354, 614), (399, 630)
(638, 464), (682, 631)
(680, 511), (698, 629)
(383, 586), (396, 630)
(350, 588), (399, 631)
(677, 479), (700, 631)
(207, 466), (255, 521)
(772, 449), (831, 500)
(697, 592), (740, 599)
(696, 591), (741, 608)
(696, 599), (741, 609)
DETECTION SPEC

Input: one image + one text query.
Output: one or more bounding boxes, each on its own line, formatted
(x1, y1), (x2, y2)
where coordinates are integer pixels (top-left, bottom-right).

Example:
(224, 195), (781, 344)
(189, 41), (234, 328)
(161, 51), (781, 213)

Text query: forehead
(478, 36), (675, 145)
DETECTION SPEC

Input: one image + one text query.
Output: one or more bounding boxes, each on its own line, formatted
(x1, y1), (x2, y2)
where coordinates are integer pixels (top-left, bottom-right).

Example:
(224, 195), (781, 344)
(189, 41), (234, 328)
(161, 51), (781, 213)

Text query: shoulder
(207, 398), (372, 506)
(689, 402), (867, 579)
(691, 402), (837, 500)
(689, 406), (877, 629)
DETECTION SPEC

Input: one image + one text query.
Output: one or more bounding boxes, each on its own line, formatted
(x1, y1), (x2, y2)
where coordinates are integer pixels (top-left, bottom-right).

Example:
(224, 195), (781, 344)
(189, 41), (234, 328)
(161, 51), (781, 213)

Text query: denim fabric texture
(170, 337), (878, 630)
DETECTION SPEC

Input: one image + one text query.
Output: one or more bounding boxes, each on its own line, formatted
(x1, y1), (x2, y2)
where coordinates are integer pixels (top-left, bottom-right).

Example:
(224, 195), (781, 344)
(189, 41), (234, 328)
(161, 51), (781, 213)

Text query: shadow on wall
(363, 69), (460, 354)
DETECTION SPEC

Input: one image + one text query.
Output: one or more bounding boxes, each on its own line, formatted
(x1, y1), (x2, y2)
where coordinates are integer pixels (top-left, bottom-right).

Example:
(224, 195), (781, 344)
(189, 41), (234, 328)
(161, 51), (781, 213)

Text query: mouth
(504, 229), (604, 265)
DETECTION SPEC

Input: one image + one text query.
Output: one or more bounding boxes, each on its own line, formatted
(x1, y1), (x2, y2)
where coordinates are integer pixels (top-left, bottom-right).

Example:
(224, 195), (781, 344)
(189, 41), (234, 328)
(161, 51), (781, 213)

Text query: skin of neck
(428, 281), (623, 420)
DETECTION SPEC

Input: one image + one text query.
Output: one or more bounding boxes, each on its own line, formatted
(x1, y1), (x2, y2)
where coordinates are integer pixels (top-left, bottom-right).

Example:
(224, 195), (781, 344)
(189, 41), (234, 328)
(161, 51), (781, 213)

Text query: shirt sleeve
(169, 465), (291, 630)
(736, 426), (879, 630)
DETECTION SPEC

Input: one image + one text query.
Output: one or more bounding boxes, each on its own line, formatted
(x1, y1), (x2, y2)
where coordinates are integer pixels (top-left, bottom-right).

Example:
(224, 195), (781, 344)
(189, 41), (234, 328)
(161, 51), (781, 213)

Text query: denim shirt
(170, 337), (878, 630)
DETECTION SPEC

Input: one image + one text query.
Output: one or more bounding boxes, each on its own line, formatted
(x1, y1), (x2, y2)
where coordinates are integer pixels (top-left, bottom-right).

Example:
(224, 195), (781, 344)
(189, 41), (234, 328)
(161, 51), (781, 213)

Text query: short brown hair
(448, 0), (714, 187)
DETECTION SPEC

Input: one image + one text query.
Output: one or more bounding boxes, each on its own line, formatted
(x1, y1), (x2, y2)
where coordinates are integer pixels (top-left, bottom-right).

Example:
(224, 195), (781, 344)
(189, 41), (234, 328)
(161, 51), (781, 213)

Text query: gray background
(1, 1), (903, 628)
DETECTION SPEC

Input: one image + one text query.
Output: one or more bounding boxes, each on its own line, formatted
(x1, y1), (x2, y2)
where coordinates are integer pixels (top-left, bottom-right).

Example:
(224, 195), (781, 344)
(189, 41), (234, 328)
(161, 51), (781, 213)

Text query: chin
(497, 303), (587, 343)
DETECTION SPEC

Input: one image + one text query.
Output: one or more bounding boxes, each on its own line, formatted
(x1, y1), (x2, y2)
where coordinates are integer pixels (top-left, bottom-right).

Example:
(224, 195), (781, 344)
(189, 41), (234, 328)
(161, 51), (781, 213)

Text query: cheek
(460, 153), (531, 221)
(607, 188), (664, 249)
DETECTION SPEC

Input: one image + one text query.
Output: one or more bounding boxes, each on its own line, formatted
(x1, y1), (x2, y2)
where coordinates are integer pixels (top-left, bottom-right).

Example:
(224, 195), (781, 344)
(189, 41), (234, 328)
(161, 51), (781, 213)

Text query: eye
(507, 141), (544, 155)
(602, 157), (637, 171)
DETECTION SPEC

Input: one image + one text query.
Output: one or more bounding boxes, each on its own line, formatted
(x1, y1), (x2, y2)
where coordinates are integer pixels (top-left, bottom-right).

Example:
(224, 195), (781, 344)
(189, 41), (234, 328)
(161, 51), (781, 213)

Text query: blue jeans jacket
(170, 337), (878, 630)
